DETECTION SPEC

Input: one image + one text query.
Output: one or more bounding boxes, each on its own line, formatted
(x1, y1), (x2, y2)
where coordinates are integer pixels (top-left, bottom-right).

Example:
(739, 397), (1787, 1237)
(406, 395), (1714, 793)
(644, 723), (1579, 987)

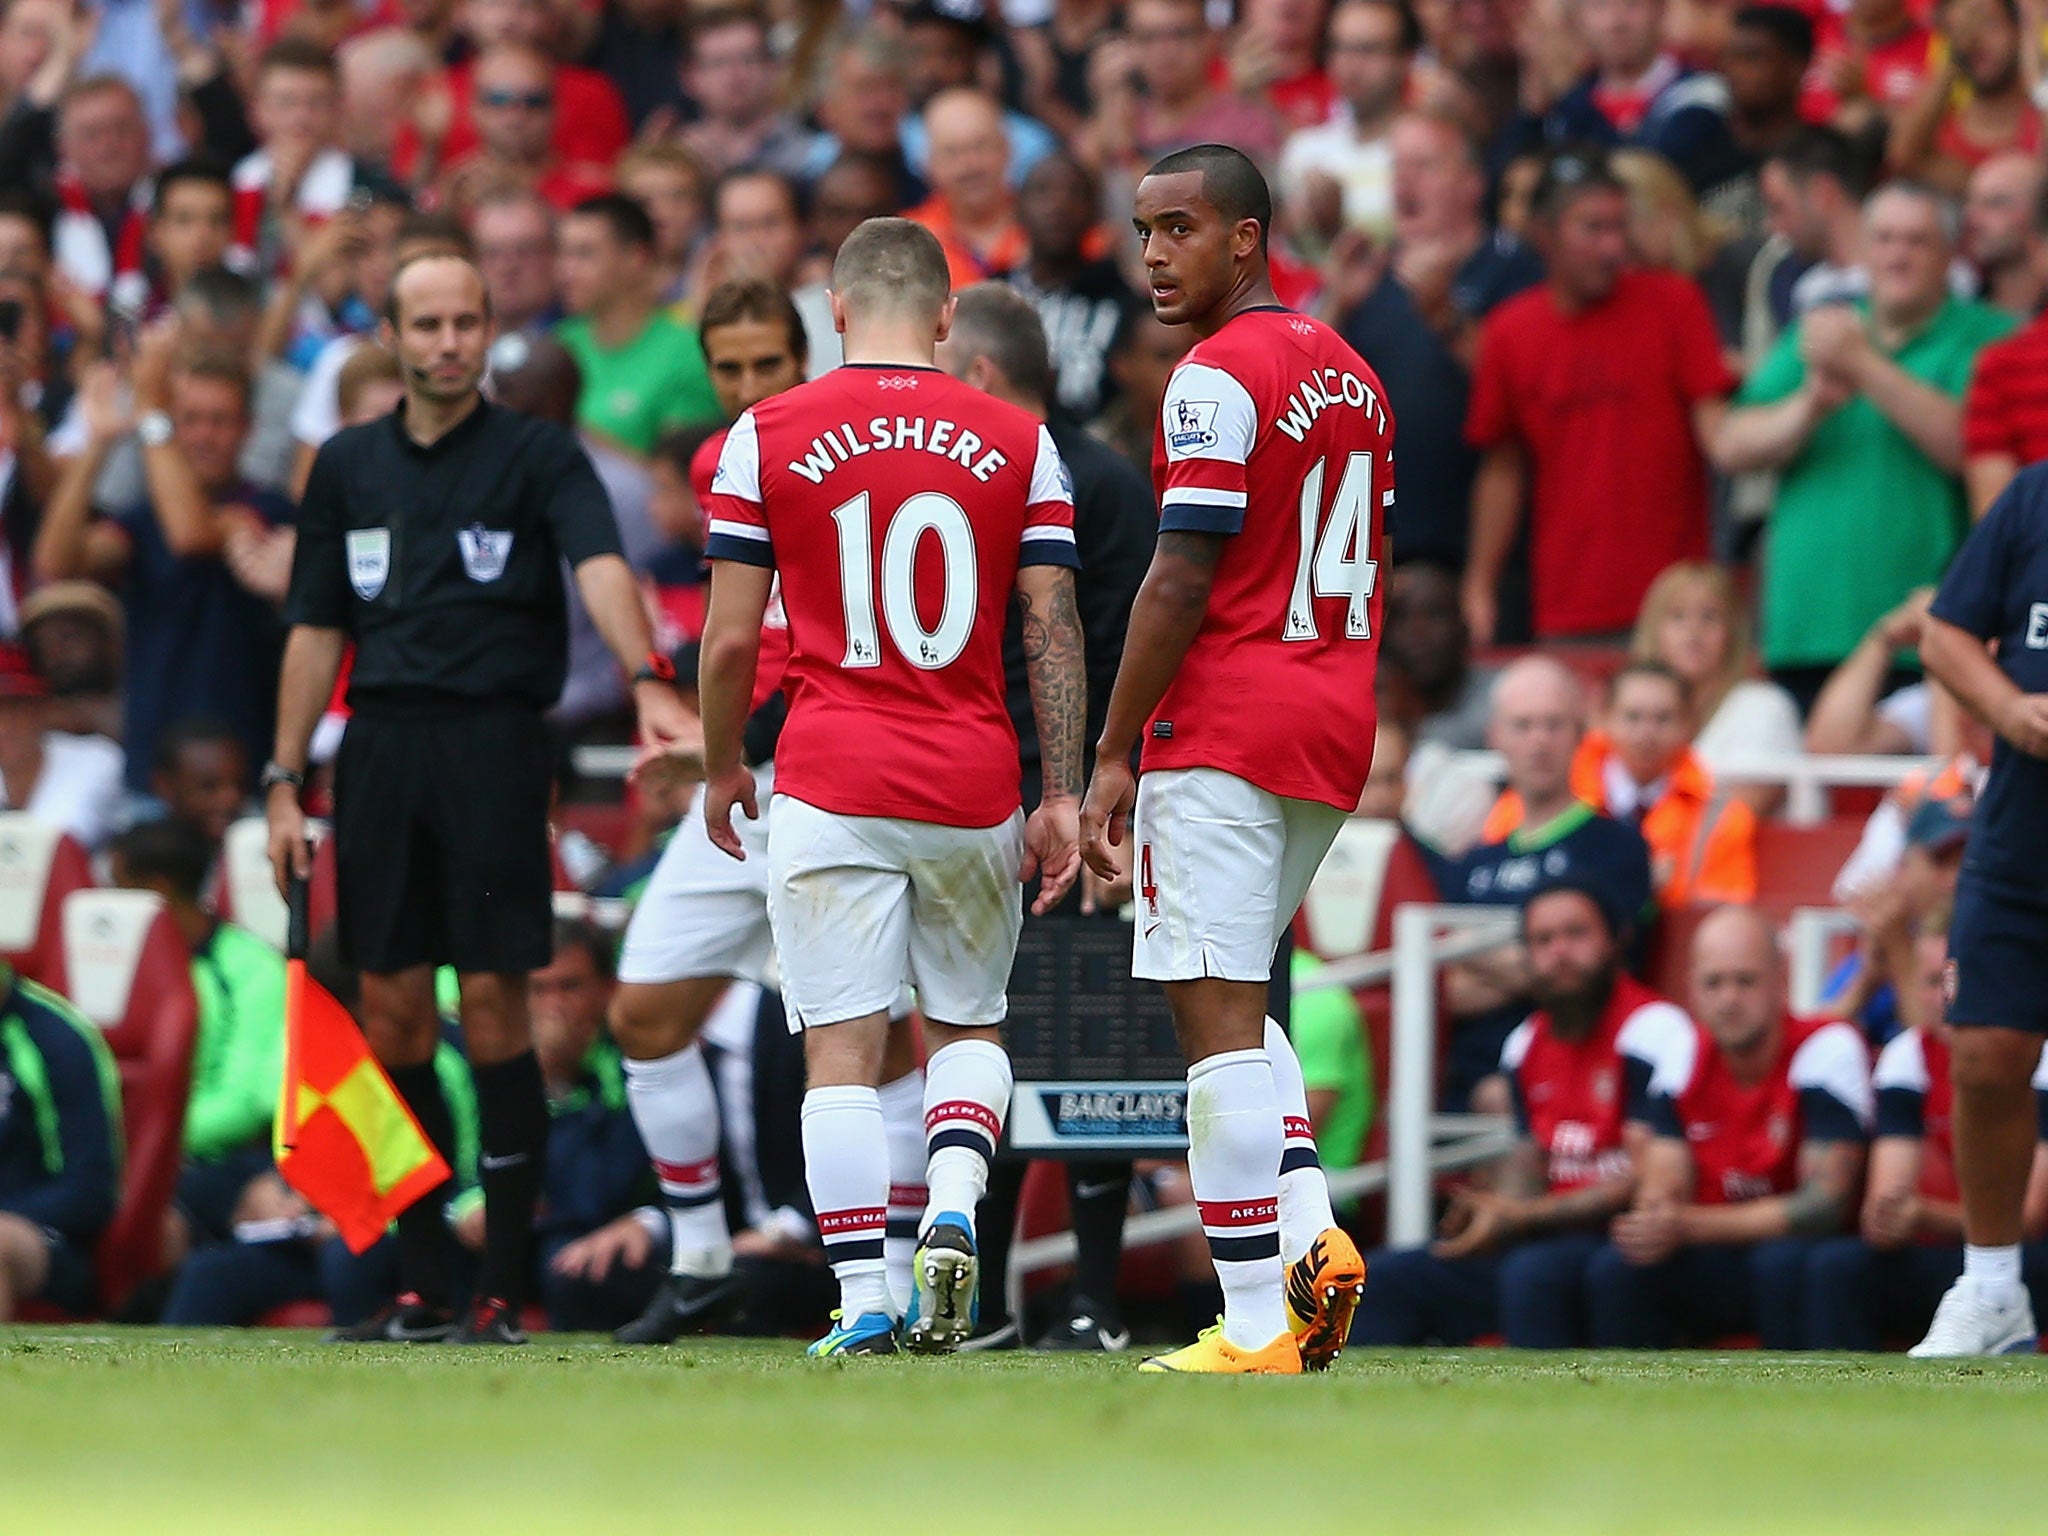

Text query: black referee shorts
(333, 702), (554, 976)
(1947, 871), (2048, 1034)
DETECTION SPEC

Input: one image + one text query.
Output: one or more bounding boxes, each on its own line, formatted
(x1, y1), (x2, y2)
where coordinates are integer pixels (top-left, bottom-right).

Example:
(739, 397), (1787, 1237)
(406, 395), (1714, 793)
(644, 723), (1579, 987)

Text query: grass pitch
(3, 1332), (2044, 1535)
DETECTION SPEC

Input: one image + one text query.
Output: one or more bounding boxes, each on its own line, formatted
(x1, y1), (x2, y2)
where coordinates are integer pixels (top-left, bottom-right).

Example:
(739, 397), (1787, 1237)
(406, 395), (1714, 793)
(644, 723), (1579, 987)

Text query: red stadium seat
(1753, 818), (1866, 913)
(0, 815), (95, 987)
(57, 890), (200, 1315)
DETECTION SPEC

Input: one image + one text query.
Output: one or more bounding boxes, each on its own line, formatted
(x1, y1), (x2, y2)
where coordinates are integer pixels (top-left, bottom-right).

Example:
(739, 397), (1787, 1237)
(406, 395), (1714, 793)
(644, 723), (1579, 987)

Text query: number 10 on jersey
(831, 489), (980, 670)
(1285, 451), (1380, 643)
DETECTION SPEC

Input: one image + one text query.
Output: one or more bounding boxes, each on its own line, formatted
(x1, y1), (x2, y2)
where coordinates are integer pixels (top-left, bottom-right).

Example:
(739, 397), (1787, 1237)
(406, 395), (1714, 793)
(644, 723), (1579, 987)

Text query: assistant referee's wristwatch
(632, 651), (678, 687)
(259, 761), (305, 795)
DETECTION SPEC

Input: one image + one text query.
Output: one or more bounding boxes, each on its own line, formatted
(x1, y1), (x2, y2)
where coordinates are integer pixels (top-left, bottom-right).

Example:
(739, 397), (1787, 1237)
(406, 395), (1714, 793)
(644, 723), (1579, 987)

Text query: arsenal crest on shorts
(458, 524), (514, 583)
(346, 527), (389, 599)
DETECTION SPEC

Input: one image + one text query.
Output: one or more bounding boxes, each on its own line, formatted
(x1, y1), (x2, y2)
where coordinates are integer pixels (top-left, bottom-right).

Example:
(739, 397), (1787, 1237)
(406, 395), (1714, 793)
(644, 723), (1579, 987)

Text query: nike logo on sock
(480, 1153), (529, 1172)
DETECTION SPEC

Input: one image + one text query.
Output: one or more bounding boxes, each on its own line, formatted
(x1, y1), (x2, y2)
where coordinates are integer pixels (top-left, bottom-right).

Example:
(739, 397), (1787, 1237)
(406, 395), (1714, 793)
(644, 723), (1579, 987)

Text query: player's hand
(267, 791), (311, 898)
(1079, 758), (1136, 881)
(632, 681), (703, 763)
(1995, 691), (2048, 759)
(1024, 795), (1081, 914)
(733, 1224), (815, 1263)
(1080, 833), (1134, 915)
(551, 1215), (654, 1282)
(1431, 1187), (1515, 1259)
(703, 764), (758, 861)
(1610, 1201), (1682, 1267)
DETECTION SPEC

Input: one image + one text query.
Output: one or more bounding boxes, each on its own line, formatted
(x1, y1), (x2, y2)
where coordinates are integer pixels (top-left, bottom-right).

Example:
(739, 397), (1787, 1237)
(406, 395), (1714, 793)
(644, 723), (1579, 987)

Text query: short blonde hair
(1611, 149), (1730, 275)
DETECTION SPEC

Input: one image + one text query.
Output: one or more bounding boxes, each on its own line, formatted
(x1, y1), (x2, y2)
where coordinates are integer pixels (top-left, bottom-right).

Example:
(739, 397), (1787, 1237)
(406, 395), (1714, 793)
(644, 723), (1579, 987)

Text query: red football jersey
(701, 365), (1076, 826)
(1874, 1027), (1958, 1207)
(1502, 975), (1693, 1194)
(691, 430), (789, 716)
(1650, 1015), (1872, 1206)
(1145, 308), (1392, 811)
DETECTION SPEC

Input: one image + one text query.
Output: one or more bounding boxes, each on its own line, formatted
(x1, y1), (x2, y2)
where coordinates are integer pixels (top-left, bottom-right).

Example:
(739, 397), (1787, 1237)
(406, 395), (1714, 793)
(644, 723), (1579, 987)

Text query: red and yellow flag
(273, 959), (450, 1253)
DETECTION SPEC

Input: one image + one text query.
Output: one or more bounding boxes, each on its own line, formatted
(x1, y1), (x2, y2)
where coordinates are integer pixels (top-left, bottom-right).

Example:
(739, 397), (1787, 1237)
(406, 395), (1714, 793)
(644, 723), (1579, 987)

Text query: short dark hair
(0, 188), (53, 255)
(652, 423), (722, 477)
(1522, 879), (1624, 943)
(175, 348), (254, 412)
(1609, 657), (1692, 711)
(568, 191), (657, 251)
(1145, 143), (1274, 252)
(1733, 3), (1816, 63)
(1531, 145), (1627, 222)
(258, 35), (339, 82)
(699, 277), (808, 366)
(551, 917), (617, 982)
(1331, 0), (1423, 54)
(831, 216), (951, 321)
(395, 210), (470, 258)
(154, 716), (244, 778)
(687, 5), (769, 58)
(1768, 124), (1876, 199)
(713, 166), (804, 224)
(382, 249), (492, 326)
(152, 159), (232, 218)
(176, 265), (265, 322)
(947, 282), (1052, 407)
(110, 817), (216, 903)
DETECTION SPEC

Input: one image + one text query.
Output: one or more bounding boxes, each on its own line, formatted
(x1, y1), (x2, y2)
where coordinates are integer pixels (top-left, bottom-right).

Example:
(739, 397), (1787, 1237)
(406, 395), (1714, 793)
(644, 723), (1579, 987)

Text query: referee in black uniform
(934, 283), (1155, 1350)
(266, 251), (694, 1344)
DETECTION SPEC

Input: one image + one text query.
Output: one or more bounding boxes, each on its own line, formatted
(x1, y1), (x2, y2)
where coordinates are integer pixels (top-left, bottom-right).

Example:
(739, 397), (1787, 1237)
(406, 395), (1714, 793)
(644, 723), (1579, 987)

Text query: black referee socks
(387, 1060), (458, 1311)
(472, 1050), (549, 1311)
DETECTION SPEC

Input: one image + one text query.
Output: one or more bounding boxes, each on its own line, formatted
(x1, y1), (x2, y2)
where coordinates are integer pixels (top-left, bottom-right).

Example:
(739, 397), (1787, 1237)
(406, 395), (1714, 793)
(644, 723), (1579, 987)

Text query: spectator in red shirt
(435, 44), (614, 218)
(397, 0), (629, 187)
(1230, 0), (1337, 133)
(1462, 150), (1734, 644)
(1803, 0), (1937, 129)
(1889, 0), (2042, 196)
(1963, 169), (2048, 514)
(1350, 882), (1695, 1347)
(1587, 905), (1872, 1348)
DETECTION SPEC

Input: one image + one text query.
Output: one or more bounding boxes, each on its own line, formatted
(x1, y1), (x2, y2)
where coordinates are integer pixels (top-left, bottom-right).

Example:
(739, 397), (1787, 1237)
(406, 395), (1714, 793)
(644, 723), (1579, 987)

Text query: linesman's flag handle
(273, 852), (451, 1252)
(286, 854), (311, 962)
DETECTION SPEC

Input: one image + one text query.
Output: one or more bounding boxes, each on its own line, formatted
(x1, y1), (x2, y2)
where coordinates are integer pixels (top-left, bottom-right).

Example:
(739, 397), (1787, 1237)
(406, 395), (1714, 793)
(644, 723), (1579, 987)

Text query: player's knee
(1949, 1027), (2043, 1093)
(608, 987), (690, 1060)
(457, 973), (531, 1064)
(0, 1212), (48, 1287)
(358, 972), (441, 1065)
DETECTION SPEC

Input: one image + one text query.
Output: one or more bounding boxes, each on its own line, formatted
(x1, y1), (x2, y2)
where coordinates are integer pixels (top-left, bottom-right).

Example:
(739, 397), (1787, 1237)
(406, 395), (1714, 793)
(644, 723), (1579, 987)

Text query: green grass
(3, 1332), (2046, 1534)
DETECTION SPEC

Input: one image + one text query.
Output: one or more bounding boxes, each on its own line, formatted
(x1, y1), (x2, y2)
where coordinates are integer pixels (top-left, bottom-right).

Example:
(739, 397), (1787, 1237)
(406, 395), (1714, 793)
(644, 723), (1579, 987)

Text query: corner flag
(272, 866), (449, 1253)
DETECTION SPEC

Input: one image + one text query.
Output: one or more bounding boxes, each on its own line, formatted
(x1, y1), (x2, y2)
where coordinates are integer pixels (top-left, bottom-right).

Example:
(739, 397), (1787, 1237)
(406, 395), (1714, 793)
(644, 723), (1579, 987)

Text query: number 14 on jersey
(1285, 451), (1380, 643)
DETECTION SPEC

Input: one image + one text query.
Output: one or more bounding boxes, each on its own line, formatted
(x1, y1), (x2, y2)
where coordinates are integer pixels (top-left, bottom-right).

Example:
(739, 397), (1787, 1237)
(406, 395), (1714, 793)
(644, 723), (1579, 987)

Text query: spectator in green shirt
(1710, 182), (2015, 714)
(1290, 951), (1375, 1179)
(554, 193), (720, 455)
(110, 818), (293, 1265)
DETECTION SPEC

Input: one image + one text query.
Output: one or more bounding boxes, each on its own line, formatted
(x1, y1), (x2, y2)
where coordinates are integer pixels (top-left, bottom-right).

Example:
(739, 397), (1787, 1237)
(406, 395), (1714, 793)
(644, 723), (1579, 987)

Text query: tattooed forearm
(1019, 566), (1087, 798)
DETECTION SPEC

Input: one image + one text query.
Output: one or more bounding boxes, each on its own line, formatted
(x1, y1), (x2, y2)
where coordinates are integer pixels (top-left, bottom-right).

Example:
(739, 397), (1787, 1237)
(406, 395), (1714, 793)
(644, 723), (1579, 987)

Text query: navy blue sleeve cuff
(1017, 540), (1082, 570)
(1644, 1094), (1685, 1140)
(1875, 1086), (1925, 1141)
(1157, 504), (1245, 536)
(1800, 1087), (1868, 1144)
(704, 534), (775, 568)
(1623, 1055), (1656, 1122)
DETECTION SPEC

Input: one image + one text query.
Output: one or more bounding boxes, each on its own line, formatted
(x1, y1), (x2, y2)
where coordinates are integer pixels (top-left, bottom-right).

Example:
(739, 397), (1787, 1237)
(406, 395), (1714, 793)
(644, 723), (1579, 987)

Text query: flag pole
(278, 852), (312, 1153)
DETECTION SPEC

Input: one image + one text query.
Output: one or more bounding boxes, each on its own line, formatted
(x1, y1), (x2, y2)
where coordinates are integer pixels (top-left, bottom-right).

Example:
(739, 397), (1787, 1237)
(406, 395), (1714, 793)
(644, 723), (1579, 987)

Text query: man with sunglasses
(434, 44), (613, 219)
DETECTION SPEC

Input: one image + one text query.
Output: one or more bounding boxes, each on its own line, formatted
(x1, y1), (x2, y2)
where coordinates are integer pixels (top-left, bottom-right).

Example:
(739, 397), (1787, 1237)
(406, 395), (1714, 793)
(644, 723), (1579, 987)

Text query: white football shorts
(1131, 766), (1347, 983)
(615, 763), (777, 987)
(766, 792), (1025, 1031)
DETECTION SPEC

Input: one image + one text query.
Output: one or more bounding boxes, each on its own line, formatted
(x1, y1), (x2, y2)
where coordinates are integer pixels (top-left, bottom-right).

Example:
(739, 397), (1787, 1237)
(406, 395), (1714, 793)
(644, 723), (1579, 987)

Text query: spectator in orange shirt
(1572, 661), (1757, 909)
(435, 45), (614, 218)
(906, 88), (1027, 286)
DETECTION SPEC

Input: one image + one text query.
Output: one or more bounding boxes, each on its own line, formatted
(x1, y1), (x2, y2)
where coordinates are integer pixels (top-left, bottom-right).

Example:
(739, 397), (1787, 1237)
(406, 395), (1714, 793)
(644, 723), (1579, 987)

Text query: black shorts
(334, 701), (554, 975)
(1947, 874), (2048, 1033)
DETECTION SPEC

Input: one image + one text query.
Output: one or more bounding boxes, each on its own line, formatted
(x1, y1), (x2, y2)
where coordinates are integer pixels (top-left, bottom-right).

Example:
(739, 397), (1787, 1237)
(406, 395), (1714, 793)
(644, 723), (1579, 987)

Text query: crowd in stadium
(0, 0), (2039, 1350)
